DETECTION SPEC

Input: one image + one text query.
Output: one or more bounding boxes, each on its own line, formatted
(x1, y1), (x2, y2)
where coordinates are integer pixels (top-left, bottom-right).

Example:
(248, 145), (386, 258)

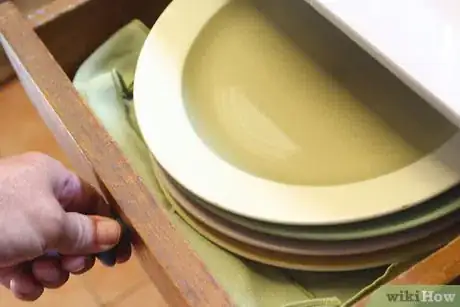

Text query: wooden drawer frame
(1, 0), (459, 305)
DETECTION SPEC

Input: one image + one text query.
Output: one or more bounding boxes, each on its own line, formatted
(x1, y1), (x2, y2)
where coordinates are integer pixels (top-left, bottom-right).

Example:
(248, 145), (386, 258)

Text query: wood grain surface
(0, 1), (232, 306)
(353, 236), (460, 306)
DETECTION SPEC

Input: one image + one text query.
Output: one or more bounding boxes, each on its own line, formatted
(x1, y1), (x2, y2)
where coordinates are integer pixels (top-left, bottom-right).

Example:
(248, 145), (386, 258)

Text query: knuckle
(38, 211), (66, 248)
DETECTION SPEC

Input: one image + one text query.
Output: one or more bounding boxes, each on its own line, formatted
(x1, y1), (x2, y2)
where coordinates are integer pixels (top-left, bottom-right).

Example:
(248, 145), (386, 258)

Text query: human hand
(0, 152), (131, 301)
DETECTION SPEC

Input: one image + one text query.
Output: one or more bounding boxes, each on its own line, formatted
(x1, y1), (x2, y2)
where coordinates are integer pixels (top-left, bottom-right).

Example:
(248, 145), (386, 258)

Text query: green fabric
(73, 20), (417, 307)
(74, 19), (319, 307)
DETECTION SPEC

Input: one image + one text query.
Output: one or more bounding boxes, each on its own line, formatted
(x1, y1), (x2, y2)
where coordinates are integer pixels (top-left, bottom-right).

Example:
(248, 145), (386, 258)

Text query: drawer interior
(34, 0), (172, 78)
(4, 0), (459, 305)
(0, 0), (172, 84)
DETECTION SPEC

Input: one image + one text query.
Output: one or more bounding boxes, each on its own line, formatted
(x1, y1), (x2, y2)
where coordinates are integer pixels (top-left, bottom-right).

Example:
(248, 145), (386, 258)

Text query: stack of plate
(134, 0), (460, 271)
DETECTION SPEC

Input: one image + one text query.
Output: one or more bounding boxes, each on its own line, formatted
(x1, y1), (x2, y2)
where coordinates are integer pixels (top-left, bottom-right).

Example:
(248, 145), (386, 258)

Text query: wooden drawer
(1, 1), (459, 306)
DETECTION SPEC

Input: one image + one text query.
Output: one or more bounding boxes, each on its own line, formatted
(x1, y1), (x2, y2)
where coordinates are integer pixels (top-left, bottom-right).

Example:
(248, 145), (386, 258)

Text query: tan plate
(153, 158), (460, 256)
(160, 167), (460, 256)
(155, 164), (459, 271)
(175, 179), (460, 241)
(134, 0), (460, 225)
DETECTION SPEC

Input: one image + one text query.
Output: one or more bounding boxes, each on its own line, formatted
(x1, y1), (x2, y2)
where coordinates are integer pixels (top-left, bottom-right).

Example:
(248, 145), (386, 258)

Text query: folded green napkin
(73, 20), (417, 307)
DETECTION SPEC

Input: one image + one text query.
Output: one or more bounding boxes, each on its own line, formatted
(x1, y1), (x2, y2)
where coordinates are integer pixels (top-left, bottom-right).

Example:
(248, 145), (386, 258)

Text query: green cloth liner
(73, 20), (421, 307)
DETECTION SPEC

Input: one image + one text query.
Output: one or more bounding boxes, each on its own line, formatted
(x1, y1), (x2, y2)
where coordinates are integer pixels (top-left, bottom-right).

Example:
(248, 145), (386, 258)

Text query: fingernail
(95, 219), (121, 251)
(65, 257), (86, 273)
(10, 276), (43, 301)
(40, 268), (60, 283)
(10, 277), (36, 295)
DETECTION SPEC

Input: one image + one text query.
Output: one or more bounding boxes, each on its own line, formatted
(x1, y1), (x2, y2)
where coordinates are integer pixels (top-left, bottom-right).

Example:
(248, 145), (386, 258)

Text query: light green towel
(74, 19), (321, 307)
(73, 20), (417, 307)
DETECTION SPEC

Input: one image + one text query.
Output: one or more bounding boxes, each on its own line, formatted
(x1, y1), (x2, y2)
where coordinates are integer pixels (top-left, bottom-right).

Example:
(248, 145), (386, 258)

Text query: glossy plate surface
(135, 0), (460, 225)
(154, 162), (460, 256)
(182, 182), (460, 240)
(155, 165), (459, 271)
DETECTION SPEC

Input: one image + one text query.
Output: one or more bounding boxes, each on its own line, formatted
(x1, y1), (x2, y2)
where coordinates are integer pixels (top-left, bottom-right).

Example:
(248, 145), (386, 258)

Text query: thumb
(53, 213), (121, 255)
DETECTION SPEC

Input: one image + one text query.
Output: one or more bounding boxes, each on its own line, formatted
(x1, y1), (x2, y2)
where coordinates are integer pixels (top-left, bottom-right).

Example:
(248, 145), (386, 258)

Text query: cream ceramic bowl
(134, 0), (460, 225)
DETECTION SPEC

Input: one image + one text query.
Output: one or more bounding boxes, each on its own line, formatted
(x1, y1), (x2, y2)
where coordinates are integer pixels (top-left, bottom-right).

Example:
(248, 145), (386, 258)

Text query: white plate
(134, 0), (460, 225)
(309, 0), (460, 128)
